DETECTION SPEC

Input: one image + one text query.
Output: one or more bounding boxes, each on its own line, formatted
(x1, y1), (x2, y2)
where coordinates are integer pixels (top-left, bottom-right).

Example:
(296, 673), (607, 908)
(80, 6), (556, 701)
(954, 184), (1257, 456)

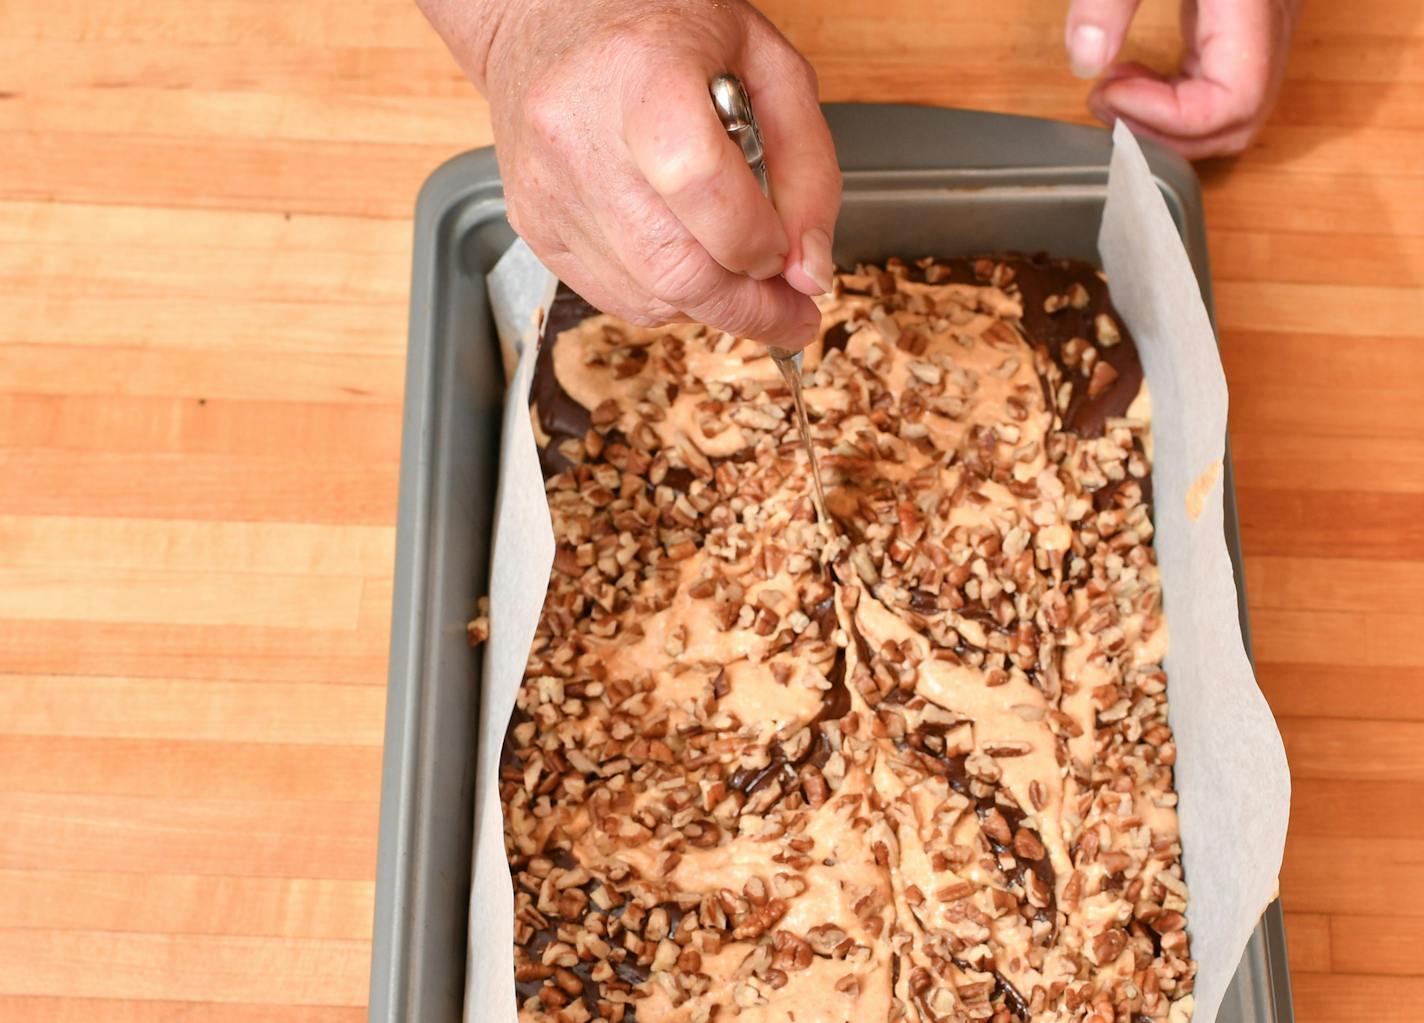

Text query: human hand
(418, 0), (841, 349)
(1064, 0), (1303, 159)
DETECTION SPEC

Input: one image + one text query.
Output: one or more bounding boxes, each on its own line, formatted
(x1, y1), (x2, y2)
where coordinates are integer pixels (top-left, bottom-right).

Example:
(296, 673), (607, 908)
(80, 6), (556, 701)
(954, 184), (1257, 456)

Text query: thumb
(743, 27), (842, 298)
(1065, 0), (1145, 79)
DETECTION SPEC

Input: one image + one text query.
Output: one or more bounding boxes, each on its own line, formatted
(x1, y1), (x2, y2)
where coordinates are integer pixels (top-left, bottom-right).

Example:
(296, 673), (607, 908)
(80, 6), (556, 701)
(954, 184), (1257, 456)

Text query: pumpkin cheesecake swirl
(499, 256), (1196, 1023)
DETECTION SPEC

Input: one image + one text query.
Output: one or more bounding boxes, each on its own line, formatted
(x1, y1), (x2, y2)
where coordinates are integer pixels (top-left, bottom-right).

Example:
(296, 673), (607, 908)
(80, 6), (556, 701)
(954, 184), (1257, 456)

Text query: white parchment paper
(467, 237), (557, 1021)
(1097, 122), (1291, 1021)
(464, 129), (1290, 1023)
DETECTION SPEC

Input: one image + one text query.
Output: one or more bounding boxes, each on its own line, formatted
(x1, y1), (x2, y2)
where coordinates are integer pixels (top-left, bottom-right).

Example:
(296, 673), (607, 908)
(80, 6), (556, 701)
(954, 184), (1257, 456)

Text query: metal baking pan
(370, 104), (1294, 1023)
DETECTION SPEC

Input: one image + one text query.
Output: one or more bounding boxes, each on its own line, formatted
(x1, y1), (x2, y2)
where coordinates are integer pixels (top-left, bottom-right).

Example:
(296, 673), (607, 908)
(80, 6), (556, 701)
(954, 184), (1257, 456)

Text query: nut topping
(507, 259), (1191, 1023)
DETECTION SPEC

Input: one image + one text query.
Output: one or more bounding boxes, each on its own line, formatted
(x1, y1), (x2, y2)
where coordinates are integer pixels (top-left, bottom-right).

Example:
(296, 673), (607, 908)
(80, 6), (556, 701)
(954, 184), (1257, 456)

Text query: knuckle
(645, 131), (725, 199)
(504, 190), (538, 242)
(1196, 104), (1237, 136)
(504, 198), (526, 237)
(621, 307), (669, 328)
(1215, 125), (1258, 157)
(702, 287), (777, 340)
(1175, 103), (1225, 139)
(695, 291), (743, 332)
(1226, 93), (1266, 132)
(645, 299), (684, 323)
(522, 78), (575, 151)
(577, 287), (657, 328)
(503, 198), (554, 254)
(1187, 82), (1262, 137)
(791, 53), (821, 95)
(606, 290), (685, 328)
(641, 235), (720, 306)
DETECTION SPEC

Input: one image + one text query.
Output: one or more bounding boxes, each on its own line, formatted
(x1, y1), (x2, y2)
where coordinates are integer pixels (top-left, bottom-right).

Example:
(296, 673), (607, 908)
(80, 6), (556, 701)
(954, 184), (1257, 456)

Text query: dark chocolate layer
(534, 255), (1146, 464)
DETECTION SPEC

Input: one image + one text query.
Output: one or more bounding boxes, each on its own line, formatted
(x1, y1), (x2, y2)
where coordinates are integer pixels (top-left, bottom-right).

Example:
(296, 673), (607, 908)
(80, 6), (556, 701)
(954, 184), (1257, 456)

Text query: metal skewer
(709, 72), (831, 529)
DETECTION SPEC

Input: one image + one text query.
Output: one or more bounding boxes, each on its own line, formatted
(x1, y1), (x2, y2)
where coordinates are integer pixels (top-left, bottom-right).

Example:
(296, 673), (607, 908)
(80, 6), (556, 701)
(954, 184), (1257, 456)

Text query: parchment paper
(1097, 122), (1291, 1020)
(464, 128), (1290, 1023)
(467, 237), (557, 1020)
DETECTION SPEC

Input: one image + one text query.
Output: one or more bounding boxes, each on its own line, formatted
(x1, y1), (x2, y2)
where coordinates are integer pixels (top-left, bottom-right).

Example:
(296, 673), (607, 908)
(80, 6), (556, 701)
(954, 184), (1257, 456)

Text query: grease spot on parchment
(1186, 460), (1221, 521)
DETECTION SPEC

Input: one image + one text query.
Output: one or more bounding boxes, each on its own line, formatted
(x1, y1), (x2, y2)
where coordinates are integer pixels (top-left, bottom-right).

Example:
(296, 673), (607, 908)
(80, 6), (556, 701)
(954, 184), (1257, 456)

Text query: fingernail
(1068, 24), (1108, 79)
(749, 252), (787, 281)
(800, 228), (835, 296)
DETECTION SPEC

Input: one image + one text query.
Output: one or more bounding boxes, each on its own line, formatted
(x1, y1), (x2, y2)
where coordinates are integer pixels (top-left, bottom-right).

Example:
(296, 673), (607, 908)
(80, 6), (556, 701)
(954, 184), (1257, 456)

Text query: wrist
(417, 0), (523, 93)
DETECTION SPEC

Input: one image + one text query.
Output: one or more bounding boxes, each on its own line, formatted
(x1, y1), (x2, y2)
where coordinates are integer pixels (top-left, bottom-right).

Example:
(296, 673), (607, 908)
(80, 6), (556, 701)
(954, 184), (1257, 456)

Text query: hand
(1064, 0), (1303, 159)
(418, 0), (841, 349)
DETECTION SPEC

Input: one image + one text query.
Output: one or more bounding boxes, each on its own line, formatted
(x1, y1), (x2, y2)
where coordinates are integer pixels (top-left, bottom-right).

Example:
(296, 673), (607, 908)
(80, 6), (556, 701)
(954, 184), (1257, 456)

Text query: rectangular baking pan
(370, 104), (1295, 1023)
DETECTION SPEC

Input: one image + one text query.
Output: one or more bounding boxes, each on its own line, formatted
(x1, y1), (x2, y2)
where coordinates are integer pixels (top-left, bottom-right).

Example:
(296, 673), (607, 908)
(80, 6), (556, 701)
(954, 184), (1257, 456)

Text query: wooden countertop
(2, 0), (1419, 1019)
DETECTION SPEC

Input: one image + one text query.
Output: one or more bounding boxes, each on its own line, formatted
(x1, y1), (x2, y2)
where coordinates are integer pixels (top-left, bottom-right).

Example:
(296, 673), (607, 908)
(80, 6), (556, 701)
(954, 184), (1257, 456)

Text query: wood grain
(1288, 975), (1424, 1023)
(1, 0), (1417, 1019)
(1282, 913), (1332, 974)
(0, 868), (375, 939)
(1327, 915), (1424, 977)
(0, 929), (370, 1005)
(0, 1000), (365, 1023)
(1279, 837), (1424, 917)
(1288, 780), (1424, 839)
